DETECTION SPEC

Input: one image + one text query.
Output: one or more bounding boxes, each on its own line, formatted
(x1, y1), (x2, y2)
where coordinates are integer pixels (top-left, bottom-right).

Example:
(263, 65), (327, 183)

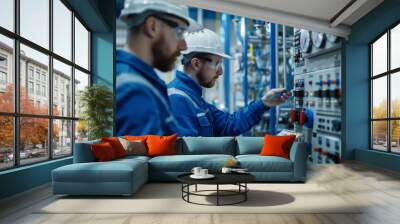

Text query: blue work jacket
(116, 50), (179, 136)
(167, 71), (269, 137)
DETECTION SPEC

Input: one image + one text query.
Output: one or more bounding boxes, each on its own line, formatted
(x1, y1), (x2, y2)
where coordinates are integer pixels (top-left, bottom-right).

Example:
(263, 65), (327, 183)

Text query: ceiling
(177, 0), (384, 38)
(67, 0), (115, 32)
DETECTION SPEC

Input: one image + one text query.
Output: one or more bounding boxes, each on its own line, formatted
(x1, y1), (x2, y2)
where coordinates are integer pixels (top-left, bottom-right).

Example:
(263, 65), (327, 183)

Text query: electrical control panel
(292, 28), (342, 164)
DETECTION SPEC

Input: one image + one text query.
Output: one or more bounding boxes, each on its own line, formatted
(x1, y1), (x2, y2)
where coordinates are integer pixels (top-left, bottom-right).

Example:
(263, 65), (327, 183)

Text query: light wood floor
(1, 161), (400, 224)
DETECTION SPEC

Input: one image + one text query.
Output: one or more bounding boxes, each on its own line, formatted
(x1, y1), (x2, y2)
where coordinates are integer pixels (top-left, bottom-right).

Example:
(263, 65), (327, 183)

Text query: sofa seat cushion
(116, 155), (150, 163)
(149, 154), (235, 172)
(236, 155), (293, 172)
(53, 159), (147, 183)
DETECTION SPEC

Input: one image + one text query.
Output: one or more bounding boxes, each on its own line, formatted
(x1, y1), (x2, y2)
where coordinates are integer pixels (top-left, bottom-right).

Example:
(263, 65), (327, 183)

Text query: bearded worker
(116, 0), (194, 135)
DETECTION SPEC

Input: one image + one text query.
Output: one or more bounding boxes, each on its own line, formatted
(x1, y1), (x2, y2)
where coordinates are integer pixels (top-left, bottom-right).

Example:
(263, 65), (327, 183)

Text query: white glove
(262, 88), (291, 107)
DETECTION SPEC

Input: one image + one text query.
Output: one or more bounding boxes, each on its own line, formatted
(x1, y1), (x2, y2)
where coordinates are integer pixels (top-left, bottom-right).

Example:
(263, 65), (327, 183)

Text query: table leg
(195, 184), (197, 192)
(245, 183), (247, 201)
(181, 184), (183, 199)
(187, 184), (190, 202)
(217, 184), (219, 206)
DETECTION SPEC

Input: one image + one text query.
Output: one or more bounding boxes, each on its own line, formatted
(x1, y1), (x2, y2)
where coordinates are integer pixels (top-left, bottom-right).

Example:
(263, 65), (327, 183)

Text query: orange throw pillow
(260, 134), (296, 159)
(101, 137), (126, 158)
(91, 142), (117, 161)
(146, 134), (177, 157)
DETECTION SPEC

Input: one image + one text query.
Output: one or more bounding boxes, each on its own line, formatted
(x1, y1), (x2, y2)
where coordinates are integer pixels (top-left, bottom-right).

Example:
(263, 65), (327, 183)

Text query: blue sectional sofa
(52, 137), (307, 196)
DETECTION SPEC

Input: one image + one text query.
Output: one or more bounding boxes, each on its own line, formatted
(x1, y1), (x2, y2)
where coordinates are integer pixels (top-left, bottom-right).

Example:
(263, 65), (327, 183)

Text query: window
(28, 67), (34, 80)
(36, 83), (40, 95)
(53, 120), (72, 158)
(74, 69), (89, 119)
(391, 24), (400, 69)
(370, 22), (400, 154)
(42, 85), (46, 97)
(0, 0), (14, 32)
(28, 81), (34, 94)
(35, 70), (41, 81)
(75, 17), (89, 70)
(0, 35), (13, 113)
(53, 59), (72, 117)
(0, 0), (91, 170)
(0, 71), (6, 85)
(54, 89), (58, 102)
(0, 116), (13, 170)
(53, 0), (72, 60)
(0, 55), (7, 67)
(20, 0), (49, 49)
(0, 54), (8, 88)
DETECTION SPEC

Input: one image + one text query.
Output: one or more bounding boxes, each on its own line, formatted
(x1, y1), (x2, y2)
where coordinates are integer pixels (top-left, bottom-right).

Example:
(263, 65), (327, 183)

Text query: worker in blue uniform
(116, 0), (195, 136)
(168, 28), (291, 136)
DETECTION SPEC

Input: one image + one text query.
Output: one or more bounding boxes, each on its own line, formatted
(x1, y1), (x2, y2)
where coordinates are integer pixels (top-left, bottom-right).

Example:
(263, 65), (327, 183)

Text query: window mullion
(388, 29), (392, 152)
(49, 0), (53, 160)
(370, 45), (373, 149)
(71, 11), (76, 155)
(14, 0), (20, 167)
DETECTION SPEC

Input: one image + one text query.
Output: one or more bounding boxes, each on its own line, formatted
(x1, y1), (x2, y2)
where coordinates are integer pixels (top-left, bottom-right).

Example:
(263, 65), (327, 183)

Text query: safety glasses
(152, 14), (187, 40)
(196, 56), (223, 70)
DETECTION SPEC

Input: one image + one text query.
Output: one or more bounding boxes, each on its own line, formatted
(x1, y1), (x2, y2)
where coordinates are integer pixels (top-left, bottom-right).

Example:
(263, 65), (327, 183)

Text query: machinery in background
(292, 28), (342, 164)
(232, 19), (294, 136)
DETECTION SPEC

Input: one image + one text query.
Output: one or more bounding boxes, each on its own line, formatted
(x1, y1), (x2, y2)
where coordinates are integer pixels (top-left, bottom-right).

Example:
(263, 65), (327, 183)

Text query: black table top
(177, 172), (255, 185)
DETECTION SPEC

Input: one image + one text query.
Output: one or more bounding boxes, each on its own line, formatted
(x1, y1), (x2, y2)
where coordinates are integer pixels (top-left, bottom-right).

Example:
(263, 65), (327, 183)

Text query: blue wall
(0, 1), (114, 200)
(92, 33), (114, 87)
(345, 0), (400, 171)
(92, 32), (114, 136)
(0, 158), (72, 199)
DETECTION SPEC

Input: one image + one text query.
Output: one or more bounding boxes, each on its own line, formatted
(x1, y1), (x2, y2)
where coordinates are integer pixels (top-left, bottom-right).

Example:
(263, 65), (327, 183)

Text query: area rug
(37, 183), (362, 214)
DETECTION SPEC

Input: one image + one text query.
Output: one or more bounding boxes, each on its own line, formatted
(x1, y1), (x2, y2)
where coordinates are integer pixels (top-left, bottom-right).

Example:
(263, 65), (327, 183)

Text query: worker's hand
(262, 88), (291, 107)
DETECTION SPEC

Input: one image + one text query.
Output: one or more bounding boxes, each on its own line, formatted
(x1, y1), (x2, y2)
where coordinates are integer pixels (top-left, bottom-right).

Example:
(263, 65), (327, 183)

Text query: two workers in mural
(116, 0), (291, 137)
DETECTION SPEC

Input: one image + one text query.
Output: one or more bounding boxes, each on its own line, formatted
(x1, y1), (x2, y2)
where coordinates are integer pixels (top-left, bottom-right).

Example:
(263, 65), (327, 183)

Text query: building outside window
(0, 0), (91, 170)
(370, 23), (400, 154)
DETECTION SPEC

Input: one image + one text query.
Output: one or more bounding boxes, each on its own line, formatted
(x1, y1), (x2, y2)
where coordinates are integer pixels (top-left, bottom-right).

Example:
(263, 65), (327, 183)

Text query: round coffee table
(177, 173), (255, 206)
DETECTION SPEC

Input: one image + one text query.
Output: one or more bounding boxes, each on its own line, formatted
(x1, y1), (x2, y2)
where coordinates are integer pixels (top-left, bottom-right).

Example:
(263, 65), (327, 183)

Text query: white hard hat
(183, 28), (231, 59)
(120, 0), (193, 27)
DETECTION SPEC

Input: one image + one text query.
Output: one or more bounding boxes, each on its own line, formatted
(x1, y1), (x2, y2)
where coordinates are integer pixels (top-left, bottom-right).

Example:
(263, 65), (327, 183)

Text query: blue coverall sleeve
(169, 94), (199, 136)
(117, 83), (165, 136)
(210, 99), (269, 136)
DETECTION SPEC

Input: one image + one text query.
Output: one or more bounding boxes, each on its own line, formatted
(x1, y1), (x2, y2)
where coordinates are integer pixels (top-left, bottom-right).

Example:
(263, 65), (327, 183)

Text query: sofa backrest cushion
(73, 139), (100, 163)
(179, 137), (235, 155)
(236, 137), (264, 155)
